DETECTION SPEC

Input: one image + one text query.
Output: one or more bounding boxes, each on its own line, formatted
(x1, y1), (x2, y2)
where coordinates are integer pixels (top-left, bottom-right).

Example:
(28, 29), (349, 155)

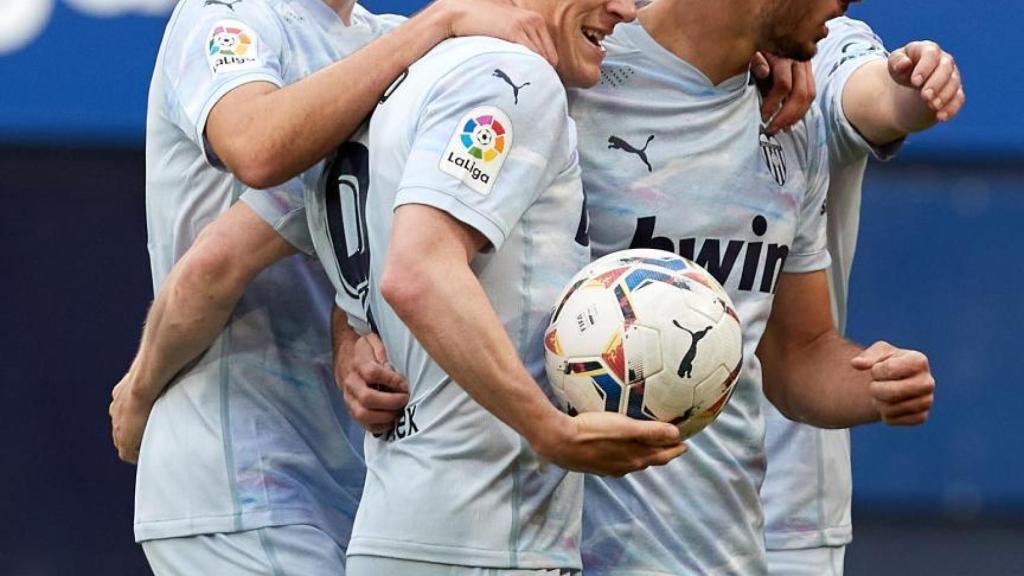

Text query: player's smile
(581, 26), (608, 52)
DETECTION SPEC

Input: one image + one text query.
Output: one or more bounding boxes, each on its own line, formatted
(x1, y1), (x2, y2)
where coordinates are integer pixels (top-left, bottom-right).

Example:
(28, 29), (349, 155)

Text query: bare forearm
(843, 60), (938, 146)
(214, 7), (450, 187)
(128, 259), (244, 402)
(761, 331), (878, 428)
(383, 255), (564, 447)
(126, 203), (296, 400)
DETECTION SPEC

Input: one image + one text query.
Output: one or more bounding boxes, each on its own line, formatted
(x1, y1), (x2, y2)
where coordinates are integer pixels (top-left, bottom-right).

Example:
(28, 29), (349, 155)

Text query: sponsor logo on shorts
(206, 20), (258, 73)
(439, 106), (512, 195)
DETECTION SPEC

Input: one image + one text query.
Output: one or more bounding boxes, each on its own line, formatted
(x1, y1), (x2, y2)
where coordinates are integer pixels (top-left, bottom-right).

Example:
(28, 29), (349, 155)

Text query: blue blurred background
(0, 0), (1021, 574)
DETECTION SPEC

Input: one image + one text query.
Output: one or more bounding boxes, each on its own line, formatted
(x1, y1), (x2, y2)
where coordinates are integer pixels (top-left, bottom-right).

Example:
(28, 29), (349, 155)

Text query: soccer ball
(543, 249), (743, 439)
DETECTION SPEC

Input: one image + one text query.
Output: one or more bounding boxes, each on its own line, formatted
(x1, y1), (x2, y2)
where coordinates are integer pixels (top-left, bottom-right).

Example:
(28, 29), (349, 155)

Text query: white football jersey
(761, 16), (903, 551)
(569, 21), (831, 575)
(346, 37), (590, 570)
(303, 124), (375, 333)
(140, 0), (398, 547)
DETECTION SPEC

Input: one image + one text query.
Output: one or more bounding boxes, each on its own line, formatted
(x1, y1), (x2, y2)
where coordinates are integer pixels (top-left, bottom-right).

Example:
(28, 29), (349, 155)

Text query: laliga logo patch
(439, 106), (512, 195)
(206, 20), (258, 73)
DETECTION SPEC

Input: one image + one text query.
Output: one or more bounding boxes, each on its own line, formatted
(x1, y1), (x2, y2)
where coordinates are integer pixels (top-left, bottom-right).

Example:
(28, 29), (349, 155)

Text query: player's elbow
(233, 164), (280, 190)
(764, 385), (804, 425)
(380, 253), (430, 322)
(758, 343), (806, 425)
(222, 148), (288, 190)
(177, 229), (251, 305)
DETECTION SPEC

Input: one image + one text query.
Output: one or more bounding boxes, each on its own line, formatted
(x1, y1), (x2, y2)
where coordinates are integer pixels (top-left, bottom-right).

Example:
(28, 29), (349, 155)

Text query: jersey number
(324, 141), (374, 323)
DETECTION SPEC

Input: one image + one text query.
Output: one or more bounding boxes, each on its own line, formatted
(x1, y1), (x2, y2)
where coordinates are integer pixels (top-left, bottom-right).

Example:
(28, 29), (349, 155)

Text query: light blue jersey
(761, 17), (903, 553)
(304, 125), (375, 333)
(139, 0), (398, 548)
(345, 37), (590, 570)
(569, 21), (831, 575)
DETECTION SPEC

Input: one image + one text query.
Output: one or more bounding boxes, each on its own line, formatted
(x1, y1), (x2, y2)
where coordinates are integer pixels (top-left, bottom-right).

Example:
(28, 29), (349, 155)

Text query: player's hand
(109, 373), (155, 464)
(337, 333), (409, 435)
(852, 341), (935, 426)
(431, 0), (558, 67)
(534, 412), (686, 477)
(888, 41), (965, 122)
(752, 53), (816, 134)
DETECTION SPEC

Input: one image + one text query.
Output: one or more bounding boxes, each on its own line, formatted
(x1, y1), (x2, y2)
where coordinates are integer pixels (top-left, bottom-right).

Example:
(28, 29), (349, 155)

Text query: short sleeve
(813, 17), (903, 166)
(159, 0), (287, 167)
(784, 107), (832, 274)
(239, 179), (315, 255)
(395, 50), (573, 252)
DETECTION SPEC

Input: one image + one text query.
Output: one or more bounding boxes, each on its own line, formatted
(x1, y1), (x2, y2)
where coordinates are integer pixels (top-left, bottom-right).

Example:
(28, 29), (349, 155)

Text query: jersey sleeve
(159, 0), (287, 167)
(784, 107), (832, 274)
(394, 51), (573, 252)
(813, 17), (903, 166)
(239, 179), (315, 256)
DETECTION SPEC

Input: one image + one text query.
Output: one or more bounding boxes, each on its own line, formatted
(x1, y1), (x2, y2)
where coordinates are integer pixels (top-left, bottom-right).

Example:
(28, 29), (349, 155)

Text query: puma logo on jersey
(204, 0), (242, 11)
(672, 321), (712, 378)
(759, 129), (787, 186)
(608, 134), (654, 172)
(492, 69), (530, 105)
(630, 214), (789, 294)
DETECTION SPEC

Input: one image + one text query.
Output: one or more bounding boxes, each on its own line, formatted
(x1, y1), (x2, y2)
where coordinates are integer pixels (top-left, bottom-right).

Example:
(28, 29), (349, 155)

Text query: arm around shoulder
(204, 0), (557, 188)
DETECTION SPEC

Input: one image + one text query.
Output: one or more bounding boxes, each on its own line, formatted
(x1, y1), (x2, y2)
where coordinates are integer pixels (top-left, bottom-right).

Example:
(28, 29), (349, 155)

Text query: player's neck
(322, 0), (356, 24)
(638, 0), (757, 85)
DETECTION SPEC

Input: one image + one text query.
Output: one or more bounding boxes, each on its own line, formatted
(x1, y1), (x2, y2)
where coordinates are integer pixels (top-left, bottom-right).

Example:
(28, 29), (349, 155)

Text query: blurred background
(1, 0), (1021, 573)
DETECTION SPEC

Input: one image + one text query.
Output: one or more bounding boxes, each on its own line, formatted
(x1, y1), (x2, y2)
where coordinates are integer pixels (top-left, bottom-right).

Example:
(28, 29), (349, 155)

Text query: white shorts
(766, 546), (845, 576)
(346, 556), (579, 576)
(142, 524), (346, 576)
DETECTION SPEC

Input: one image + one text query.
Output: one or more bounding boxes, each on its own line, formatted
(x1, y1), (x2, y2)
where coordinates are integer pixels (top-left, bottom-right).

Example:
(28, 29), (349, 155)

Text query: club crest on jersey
(206, 20), (259, 74)
(439, 106), (512, 195)
(759, 128), (787, 186)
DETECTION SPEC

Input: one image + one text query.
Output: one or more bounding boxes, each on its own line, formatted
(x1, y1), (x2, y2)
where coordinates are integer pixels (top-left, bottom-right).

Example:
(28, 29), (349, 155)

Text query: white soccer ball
(543, 248), (743, 439)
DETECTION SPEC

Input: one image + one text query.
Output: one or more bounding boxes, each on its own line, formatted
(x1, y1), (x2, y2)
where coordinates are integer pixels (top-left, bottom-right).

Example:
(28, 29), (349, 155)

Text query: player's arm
(333, 308), (409, 435)
(757, 269), (935, 428)
(841, 40), (964, 147)
(381, 205), (684, 476)
(109, 202), (296, 463)
(207, 0), (556, 188)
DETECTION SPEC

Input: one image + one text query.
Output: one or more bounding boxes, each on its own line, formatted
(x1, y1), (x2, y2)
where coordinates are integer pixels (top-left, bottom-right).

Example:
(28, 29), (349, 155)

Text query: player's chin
(560, 44), (604, 88)
(778, 40), (817, 63)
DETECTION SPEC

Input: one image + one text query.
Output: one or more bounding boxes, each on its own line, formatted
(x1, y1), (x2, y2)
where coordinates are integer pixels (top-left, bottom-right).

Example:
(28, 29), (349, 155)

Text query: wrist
(416, 0), (458, 46)
(525, 406), (574, 460)
(124, 362), (161, 405)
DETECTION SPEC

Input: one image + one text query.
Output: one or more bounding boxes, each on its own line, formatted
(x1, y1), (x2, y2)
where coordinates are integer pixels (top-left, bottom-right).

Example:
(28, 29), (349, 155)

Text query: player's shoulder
(817, 16), (886, 66)
(166, 0), (281, 37)
(825, 16), (878, 40)
(416, 37), (563, 95)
